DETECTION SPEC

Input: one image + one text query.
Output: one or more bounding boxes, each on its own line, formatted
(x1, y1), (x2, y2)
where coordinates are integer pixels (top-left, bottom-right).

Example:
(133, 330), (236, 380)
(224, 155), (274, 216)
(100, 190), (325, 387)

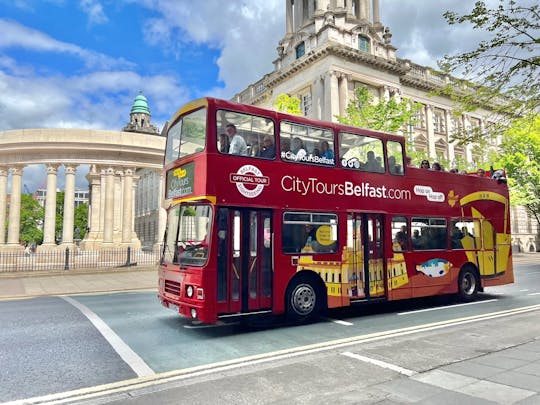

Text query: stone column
(338, 74), (349, 116)
(114, 169), (123, 242)
(373, 0), (381, 24)
(286, 0), (293, 36)
(359, 0), (369, 20)
(0, 167), (8, 245)
(7, 166), (24, 247)
(83, 165), (102, 246)
(425, 105), (436, 158)
(103, 167), (115, 245)
(61, 164), (77, 246)
(323, 71), (340, 121)
(41, 164), (59, 247)
(122, 168), (134, 244)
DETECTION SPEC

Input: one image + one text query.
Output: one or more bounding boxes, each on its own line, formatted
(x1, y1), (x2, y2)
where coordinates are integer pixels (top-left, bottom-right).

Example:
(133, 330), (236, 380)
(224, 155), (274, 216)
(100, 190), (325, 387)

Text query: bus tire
(457, 266), (480, 302)
(285, 276), (324, 323)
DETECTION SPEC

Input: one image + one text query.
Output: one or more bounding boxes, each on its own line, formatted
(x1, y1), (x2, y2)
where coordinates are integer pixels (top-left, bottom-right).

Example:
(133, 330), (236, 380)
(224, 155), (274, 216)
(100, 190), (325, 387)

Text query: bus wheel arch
(285, 271), (327, 322)
(457, 264), (480, 302)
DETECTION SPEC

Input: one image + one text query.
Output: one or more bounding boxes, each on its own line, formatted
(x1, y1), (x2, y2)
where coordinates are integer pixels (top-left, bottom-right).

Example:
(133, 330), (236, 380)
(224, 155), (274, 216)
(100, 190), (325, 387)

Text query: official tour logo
(229, 165), (270, 198)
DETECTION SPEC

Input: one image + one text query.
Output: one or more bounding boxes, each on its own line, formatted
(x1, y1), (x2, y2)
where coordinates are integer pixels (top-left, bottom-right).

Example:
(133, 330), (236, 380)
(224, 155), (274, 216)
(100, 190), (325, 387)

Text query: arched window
(358, 35), (370, 53)
(296, 42), (305, 59)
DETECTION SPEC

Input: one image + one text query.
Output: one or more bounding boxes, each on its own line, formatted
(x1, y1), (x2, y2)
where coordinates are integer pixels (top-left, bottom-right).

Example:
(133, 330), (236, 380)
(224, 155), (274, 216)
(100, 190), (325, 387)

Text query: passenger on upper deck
(364, 151), (383, 172)
(431, 162), (444, 171)
(420, 160), (430, 169)
(218, 133), (230, 154)
(292, 137), (307, 161)
(388, 156), (402, 174)
(247, 133), (261, 157)
(319, 140), (334, 160)
(260, 136), (276, 158)
(226, 124), (248, 155)
(477, 168), (486, 177)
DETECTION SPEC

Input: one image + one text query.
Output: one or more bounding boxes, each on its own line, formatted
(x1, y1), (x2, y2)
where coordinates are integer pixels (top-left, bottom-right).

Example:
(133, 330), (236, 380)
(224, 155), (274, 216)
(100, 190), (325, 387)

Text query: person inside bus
(420, 159), (430, 169)
(477, 168), (486, 177)
(281, 138), (291, 159)
(431, 162), (444, 171)
(388, 156), (402, 174)
(364, 151), (382, 172)
(226, 123), (248, 155)
(291, 137), (307, 161)
(246, 133), (261, 157)
(218, 133), (230, 154)
(260, 135), (276, 158)
(405, 156), (414, 167)
(394, 231), (408, 251)
(319, 140), (334, 160)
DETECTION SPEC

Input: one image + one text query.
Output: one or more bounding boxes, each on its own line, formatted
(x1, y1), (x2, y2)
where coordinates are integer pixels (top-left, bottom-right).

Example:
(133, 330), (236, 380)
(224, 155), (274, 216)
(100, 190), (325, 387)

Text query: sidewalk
(0, 253), (536, 300)
(0, 266), (157, 299)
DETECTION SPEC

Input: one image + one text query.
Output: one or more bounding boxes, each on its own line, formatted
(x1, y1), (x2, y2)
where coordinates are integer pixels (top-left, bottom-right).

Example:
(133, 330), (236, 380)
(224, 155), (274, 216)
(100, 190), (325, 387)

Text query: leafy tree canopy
(19, 194), (44, 245)
(335, 86), (422, 162)
(493, 114), (540, 225)
(439, 0), (539, 143)
(273, 94), (302, 115)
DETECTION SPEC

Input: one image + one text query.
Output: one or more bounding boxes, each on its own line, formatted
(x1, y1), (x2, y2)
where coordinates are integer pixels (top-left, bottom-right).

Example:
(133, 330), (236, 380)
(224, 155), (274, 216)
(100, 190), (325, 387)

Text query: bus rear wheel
(286, 278), (323, 322)
(457, 266), (479, 302)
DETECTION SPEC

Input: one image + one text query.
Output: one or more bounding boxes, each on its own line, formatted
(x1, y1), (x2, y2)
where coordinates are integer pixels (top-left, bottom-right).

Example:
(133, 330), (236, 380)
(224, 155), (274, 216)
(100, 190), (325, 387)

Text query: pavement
(0, 252), (538, 405)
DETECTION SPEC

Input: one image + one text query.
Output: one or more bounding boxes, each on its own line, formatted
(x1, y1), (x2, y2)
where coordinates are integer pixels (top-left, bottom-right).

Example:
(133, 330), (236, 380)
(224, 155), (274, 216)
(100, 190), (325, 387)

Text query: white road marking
(322, 317), (353, 326)
(528, 292), (540, 296)
(62, 296), (154, 377)
(9, 303), (540, 405)
(519, 289), (529, 292)
(341, 351), (416, 376)
(397, 299), (498, 315)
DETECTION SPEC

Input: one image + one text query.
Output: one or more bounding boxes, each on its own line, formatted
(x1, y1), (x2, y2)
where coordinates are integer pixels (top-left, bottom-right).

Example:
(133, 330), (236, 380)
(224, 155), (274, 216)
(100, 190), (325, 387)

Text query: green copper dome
(130, 91), (151, 115)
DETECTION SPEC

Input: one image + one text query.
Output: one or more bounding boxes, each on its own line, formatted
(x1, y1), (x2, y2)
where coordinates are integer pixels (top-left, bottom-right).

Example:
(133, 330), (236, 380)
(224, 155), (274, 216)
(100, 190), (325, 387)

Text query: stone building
(233, 0), (538, 251)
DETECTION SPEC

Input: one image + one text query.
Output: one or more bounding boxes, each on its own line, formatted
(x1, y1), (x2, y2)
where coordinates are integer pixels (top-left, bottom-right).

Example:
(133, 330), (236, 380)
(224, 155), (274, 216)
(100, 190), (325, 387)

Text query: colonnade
(0, 163), (140, 250)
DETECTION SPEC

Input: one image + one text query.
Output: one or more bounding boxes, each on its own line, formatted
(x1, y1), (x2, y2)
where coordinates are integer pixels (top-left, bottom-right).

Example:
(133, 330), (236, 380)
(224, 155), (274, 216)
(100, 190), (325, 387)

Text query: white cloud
(79, 0), (108, 25)
(0, 19), (133, 70)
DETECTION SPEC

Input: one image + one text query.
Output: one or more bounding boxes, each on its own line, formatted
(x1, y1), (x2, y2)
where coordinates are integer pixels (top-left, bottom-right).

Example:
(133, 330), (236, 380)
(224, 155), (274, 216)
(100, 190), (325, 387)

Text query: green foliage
(336, 86), (421, 134)
(55, 191), (64, 243)
(74, 203), (88, 240)
(273, 94), (302, 115)
(493, 114), (540, 225)
(19, 194), (44, 245)
(439, 1), (539, 143)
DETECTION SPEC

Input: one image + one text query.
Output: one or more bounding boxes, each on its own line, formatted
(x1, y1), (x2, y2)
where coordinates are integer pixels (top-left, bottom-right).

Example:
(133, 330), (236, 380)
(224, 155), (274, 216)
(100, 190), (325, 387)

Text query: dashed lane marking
(341, 351), (416, 376)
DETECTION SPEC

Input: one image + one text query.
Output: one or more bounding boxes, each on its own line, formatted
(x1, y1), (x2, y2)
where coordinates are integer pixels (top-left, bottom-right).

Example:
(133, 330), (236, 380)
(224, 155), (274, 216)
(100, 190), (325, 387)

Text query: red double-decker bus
(158, 97), (513, 324)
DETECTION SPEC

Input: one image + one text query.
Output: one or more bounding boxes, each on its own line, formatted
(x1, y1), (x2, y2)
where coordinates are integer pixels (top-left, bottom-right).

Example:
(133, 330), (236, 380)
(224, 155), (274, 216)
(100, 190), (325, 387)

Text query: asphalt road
(1, 262), (539, 404)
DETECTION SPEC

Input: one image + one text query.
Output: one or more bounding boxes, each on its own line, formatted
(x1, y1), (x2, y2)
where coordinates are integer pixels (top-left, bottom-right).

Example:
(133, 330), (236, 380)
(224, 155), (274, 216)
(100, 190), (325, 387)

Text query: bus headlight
(186, 285), (194, 298)
(190, 308), (197, 319)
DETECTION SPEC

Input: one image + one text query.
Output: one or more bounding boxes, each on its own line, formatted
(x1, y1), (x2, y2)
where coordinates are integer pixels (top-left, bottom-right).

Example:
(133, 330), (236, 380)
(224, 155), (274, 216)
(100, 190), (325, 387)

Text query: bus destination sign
(166, 162), (195, 199)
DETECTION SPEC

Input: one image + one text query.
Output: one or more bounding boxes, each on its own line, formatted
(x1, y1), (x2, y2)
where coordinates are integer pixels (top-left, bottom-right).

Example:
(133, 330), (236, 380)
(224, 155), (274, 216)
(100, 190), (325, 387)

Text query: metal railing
(0, 247), (160, 273)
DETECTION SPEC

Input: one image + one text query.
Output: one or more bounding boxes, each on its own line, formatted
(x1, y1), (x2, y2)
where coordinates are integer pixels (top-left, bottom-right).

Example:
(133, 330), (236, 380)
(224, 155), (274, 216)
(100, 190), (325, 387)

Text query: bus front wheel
(286, 277), (323, 322)
(457, 266), (480, 302)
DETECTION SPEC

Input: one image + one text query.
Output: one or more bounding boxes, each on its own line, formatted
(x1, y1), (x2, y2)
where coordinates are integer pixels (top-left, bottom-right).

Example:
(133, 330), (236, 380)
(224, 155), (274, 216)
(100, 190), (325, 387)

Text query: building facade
(233, 0), (538, 252)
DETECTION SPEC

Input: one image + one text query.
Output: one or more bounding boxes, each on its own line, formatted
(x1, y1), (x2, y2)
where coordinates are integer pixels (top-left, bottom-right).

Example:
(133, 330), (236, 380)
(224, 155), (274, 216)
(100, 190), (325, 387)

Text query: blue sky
(0, 0), (498, 191)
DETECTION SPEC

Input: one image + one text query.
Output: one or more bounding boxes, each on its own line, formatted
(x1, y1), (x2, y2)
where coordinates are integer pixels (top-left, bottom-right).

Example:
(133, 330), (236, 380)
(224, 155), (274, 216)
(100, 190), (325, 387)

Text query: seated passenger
(431, 162), (444, 171)
(226, 124), (248, 155)
(319, 140), (334, 160)
(281, 138), (292, 159)
(260, 136), (276, 158)
(218, 133), (230, 154)
(246, 134), (261, 157)
(420, 160), (430, 169)
(292, 137), (307, 161)
(388, 156), (402, 174)
(364, 151), (383, 172)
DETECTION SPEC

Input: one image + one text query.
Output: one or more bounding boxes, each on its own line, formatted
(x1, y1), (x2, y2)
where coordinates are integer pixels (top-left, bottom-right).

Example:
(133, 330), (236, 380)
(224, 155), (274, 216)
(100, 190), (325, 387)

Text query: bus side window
(387, 140), (404, 175)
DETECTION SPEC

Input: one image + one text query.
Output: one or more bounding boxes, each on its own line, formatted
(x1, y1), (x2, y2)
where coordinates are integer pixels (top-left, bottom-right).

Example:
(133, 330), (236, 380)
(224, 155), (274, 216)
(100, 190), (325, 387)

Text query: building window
(296, 42), (305, 59)
(414, 105), (426, 129)
(433, 108), (446, 134)
(301, 93), (312, 116)
(358, 35), (370, 53)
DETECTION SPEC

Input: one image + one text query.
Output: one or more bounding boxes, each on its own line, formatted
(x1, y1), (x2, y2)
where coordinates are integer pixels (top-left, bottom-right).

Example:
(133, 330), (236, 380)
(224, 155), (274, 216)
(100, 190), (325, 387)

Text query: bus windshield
(162, 204), (212, 267)
(164, 107), (207, 166)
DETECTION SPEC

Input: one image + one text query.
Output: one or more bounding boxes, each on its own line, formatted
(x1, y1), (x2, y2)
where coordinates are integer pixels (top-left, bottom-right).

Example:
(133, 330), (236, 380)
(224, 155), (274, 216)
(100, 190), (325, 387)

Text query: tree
(273, 94), (302, 115)
(55, 191), (64, 243)
(439, 0), (539, 143)
(335, 86), (422, 160)
(74, 202), (88, 241)
(494, 114), (540, 227)
(19, 194), (44, 245)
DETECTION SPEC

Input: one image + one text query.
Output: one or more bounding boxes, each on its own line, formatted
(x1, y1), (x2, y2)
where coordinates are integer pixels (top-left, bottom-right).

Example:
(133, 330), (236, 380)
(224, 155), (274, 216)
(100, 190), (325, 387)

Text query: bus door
(347, 213), (386, 299)
(216, 208), (272, 315)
